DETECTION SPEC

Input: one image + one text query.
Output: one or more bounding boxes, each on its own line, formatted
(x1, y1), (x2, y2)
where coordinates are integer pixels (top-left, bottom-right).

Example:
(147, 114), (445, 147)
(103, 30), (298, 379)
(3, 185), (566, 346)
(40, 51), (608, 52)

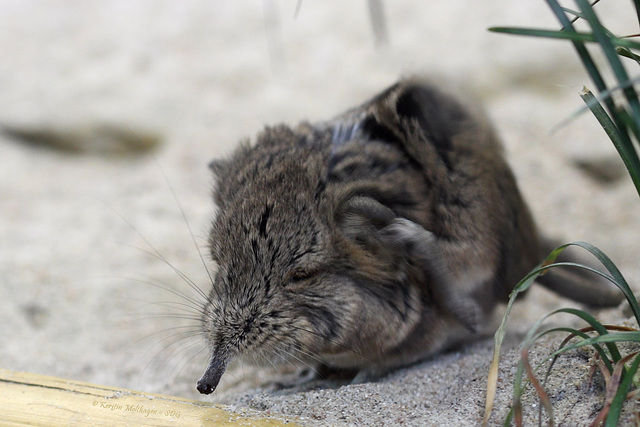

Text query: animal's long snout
(196, 356), (229, 395)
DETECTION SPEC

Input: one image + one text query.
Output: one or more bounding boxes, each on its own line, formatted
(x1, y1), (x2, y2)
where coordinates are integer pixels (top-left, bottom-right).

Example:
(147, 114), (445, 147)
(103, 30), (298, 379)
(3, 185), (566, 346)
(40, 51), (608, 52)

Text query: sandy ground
(1, 1), (640, 425)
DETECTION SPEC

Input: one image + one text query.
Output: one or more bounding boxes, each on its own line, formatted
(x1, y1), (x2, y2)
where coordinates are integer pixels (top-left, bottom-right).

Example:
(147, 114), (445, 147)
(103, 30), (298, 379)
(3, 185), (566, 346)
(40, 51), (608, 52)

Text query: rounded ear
(365, 79), (471, 143)
(392, 82), (470, 146)
(348, 79), (482, 176)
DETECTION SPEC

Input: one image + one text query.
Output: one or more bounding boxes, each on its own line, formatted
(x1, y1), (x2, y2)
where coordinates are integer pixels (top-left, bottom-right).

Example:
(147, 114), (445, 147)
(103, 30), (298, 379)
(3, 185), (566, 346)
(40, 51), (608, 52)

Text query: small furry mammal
(196, 79), (623, 394)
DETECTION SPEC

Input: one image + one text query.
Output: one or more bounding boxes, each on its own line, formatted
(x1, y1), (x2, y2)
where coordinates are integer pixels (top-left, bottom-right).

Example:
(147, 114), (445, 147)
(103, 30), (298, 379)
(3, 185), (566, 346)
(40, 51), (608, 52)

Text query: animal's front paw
(350, 367), (389, 385)
(379, 218), (437, 250)
(380, 218), (484, 333)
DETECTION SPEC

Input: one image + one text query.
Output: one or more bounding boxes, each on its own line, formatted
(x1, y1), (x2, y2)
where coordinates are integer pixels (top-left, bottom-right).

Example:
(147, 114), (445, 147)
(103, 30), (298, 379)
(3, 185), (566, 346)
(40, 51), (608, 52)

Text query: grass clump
(484, 243), (640, 425)
(482, 1), (640, 425)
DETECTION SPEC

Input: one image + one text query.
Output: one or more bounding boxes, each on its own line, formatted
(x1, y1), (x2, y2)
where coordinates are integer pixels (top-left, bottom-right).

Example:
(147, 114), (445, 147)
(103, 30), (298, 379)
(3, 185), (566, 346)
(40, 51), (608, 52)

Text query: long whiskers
(288, 344), (326, 367)
(288, 324), (378, 365)
(90, 161), (223, 395)
(271, 347), (318, 375)
(111, 275), (206, 315)
(154, 160), (216, 290)
(144, 301), (203, 317)
(140, 332), (207, 389)
(115, 239), (211, 305)
(160, 339), (208, 380)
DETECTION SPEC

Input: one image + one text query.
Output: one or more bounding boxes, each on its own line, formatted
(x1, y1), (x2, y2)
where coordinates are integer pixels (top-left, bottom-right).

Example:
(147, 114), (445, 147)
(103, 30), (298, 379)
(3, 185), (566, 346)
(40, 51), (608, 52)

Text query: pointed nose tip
(196, 379), (215, 395)
(196, 356), (228, 395)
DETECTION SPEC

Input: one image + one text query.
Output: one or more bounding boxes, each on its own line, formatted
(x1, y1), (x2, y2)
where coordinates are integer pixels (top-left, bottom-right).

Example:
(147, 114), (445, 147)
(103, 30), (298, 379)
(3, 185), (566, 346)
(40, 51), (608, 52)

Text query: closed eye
(288, 269), (318, 283)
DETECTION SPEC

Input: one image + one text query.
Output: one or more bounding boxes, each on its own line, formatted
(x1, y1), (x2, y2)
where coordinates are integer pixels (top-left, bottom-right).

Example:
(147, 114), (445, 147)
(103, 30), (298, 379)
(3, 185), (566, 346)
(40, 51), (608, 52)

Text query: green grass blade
(553, 307), (621, 363)
(536, 326), (613, 371)
(580, 88), (640, 197)
(502, 408), (514, 427)
(482, 246), (569, 426)
(561, 6), (583, 19)
(501, 242), (628, 361)
(504, 303), (555, 425)
(493, 1), (640, 162)
(544, 0), (637, 148)
(488, 27), (596, 41)
(487, 241), (636, 424)
(511, 361), (525, 427)
(482, 267), (541, 426)
(546, 0), (639, 170)
(576, 0), (640, 132)
(591, 352), (635, 426)
(619, 107), (640, 146)
(605, 352), (640, 426)
(487, 27), (640, 50)
(551, 75), (640, 133)
(617, 46), (640, 62)
(487, 1), (640, 423)
(570, 242), (640, 325)
(507, 270), (620, 425)
(548, 331), (640, 356)
(545, 0), (608, 95)
(521, 319), (616, 425)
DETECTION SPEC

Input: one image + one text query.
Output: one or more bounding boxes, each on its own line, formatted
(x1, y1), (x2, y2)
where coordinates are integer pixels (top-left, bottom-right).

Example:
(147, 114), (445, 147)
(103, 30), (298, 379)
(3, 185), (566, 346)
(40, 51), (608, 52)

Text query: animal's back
(320, 81), (543, 306)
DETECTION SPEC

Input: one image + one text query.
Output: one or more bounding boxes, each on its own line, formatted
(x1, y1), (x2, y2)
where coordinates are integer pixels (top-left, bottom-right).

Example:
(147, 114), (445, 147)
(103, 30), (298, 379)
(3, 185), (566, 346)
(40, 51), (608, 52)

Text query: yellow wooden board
(0, 369), (299, 426)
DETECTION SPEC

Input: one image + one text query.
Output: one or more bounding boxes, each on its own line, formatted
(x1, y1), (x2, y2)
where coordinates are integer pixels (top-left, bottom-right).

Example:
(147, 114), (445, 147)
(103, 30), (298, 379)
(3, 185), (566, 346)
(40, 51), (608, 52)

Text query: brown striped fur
(196, 79), (622, 394)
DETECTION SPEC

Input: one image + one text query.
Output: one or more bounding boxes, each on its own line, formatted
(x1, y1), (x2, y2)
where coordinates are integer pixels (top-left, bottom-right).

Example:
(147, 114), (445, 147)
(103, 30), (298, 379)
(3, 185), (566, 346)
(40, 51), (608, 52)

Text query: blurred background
(0, 0), (637, 404)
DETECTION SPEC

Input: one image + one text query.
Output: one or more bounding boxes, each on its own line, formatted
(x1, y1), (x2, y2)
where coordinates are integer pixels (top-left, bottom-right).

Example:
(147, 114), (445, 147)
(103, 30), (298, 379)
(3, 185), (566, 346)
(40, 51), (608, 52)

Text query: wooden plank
(0, 369), (299, 426)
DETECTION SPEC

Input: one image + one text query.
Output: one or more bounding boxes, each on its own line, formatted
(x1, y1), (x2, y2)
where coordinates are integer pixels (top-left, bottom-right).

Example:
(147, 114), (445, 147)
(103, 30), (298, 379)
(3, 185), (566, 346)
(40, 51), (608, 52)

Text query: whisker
(164, 338), (208, 378)
(96, 197), (210, 304)
(144, 329), (203, 358)
(138, 324), (201, 337)
(158, 328), (203, 345)
(248, 349), (267, 372)
(145, 342), (206, 389)
(154, 349), (207, 395)
(143, 300), (203, 316)
(115, 300), (203, 327)
(136, 313), (204, 323)
(94, 174), (217, 392)
(154, 159), (217, 289)
(259, 349), (283, 374)
(289, 345), (325, 366)
(272, 347), (320, 377)
(288, 324), (377, 365)
(267, 336), (325, 367)
(118, 277), (202, 313)
(115, 241), (211, 305)
(122, 275), (206, 312)
(135, 329), (196, 377)
(143, 329), (205, 375)
(257, 348), (297, 381)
